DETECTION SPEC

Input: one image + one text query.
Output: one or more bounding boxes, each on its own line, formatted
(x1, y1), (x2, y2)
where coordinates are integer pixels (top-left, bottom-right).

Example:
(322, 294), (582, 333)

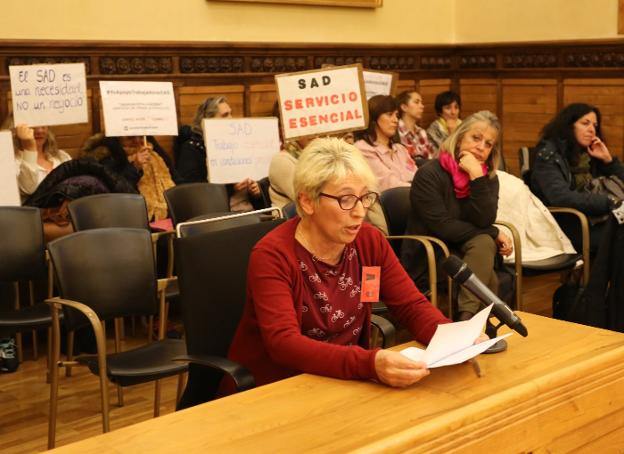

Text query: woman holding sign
(354, 95), (416, 193)
(80, 134), (178, 221)
(220, 138), (455, 395)
(10, 122), (71, 198)
(175, 96), (267, 212)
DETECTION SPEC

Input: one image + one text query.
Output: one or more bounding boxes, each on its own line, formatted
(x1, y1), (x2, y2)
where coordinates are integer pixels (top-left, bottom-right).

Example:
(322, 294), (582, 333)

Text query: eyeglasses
(319, 192), (380, 210)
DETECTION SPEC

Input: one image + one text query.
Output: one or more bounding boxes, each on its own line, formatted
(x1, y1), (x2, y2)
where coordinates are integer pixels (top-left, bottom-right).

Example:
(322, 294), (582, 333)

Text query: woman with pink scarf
(400, 111), (512, 321)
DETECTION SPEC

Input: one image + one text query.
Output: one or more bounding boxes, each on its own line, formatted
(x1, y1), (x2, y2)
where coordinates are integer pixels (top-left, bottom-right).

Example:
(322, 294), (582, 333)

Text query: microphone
(442, 255), (528, 337)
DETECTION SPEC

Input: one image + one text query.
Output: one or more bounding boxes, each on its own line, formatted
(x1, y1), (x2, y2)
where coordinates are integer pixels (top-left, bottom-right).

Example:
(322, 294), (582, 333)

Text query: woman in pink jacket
(354, 95), (417, 193)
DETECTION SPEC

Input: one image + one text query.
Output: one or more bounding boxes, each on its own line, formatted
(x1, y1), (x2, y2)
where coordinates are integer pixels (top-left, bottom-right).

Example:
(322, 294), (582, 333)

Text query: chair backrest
(379, 186), (411, 237)
(175, 219), (284, 360)
(176, 207), (282, 238)
(48, 228), (158, 331)
(282, 202), (298, 219)
(519, 146), (538, 186)
(164, 183), (230, 226)
(68, 193), (150, 230)
(0, 206), (47, 282)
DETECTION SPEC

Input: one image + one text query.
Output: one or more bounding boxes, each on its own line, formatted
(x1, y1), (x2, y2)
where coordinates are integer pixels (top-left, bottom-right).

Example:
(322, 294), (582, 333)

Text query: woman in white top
(12, 123), (71, 198)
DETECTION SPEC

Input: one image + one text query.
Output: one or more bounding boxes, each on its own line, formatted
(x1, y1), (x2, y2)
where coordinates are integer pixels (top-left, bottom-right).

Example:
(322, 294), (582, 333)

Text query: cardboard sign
(9, 63), (88, 127)
(363, 70), (398, 100)
(203, 117), (280, 184)
(99, 81), (178, 136)
(275, 64), (368, 140)
(0, 131), (21, 206)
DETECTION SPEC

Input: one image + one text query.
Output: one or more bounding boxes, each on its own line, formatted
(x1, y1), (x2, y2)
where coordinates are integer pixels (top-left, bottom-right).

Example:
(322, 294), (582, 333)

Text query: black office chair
(281, 202), (298, 219)
(174, 219), (283, 409)
(46, 228), (187, 449)
(0, 206), (54, 365)
(176, 207), (283, 238)
(379, 187), (450, 312)
(68, 193), (177, 357)
(164, 183), (230, 226)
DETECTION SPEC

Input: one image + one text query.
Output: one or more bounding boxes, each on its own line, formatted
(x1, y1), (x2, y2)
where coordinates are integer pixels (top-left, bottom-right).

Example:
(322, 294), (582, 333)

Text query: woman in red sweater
(227, 137), (460, 389)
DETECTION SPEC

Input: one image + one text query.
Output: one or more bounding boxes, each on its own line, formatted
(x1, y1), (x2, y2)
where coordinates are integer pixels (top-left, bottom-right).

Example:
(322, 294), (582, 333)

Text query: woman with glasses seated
(224, 137), (460, 392)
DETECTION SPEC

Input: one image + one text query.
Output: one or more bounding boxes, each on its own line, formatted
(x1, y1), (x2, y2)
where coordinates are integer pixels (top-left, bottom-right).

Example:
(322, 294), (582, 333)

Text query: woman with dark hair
(175, 96), (266, 212)
(80, 134), (179, 221)
(354, 95), (416, 193)
(396, 90), (434, 163)
(530, 103), (624, 252)
(531, 103), (624, 331)
(402, 111), (512, 321)
(426, 90), (462, 153)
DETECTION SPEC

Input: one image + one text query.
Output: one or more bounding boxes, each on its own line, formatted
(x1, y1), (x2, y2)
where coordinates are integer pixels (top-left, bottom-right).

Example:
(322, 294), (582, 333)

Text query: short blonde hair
(440, 110), (501, 177)
(293, 137), (378, 216)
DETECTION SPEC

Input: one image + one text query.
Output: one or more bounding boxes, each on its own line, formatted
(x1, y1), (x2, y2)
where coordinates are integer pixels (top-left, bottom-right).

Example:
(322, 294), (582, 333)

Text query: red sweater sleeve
(248, 245), (379, 381)
(371, 229), (451, 344)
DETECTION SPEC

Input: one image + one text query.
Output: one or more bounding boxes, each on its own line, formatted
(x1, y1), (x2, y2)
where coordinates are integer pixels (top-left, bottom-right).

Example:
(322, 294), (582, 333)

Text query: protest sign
(363, 69), (398, 99)
(203, 117), (280, 184)
(9, 63), (88, 127)
(0, 131), (21, 206)
(275, 64), (368, 140)
(99, 81), (178, 136)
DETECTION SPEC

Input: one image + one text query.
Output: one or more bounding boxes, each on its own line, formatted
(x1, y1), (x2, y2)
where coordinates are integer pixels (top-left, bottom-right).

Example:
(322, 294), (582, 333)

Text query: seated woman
(426, 90), (462, 154)
(401, 111), (512, 321)
(225, 137), (460, 391)
(354, 95), (416, 193)
(175, 96), (266, 212)
(80, 134), (178, 221)
(530, 103), (624, 254)
(396, 90), (434, 164)
(268, 139), (310, 209)
(9, 122), (72, 199)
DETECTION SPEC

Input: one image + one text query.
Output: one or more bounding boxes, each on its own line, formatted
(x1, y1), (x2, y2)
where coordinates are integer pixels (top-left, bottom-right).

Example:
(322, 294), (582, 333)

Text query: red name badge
(361, 266), (381, 303)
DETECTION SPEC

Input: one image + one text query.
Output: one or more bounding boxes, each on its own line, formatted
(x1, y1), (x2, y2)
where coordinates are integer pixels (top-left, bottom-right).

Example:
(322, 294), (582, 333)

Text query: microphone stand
(484, 317), (508, 353)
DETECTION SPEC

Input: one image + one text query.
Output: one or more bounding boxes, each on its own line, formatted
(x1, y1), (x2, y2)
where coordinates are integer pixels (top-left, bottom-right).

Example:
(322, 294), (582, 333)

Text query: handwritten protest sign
(363, 70), (398, 99)
(9, 63), (88, 127)
(275, 64), (368, 140)
(0, 131), (21, 206)
(99, 81), (178, 136)
(203, 117), (280, 184)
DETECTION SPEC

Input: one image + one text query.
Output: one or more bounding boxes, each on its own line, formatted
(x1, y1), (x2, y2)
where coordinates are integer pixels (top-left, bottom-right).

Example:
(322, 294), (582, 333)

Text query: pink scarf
(438, 151), (487, 199)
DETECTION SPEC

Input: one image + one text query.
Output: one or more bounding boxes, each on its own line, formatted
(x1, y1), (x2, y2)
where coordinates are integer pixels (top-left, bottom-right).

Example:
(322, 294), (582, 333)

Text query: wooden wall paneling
(248, 84), (277, 117)
(177, 85), (246, 126)
(458, 79), (498, 118)
(418, 79), (451, 131)
(502, 79), (558, 176)
(395, 78), (417, 94)
(563, 79), (624, 161)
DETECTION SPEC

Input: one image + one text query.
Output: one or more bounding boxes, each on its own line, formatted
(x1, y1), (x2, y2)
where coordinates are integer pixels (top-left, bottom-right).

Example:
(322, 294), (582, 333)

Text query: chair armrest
(157, 276), (178, 293)
(494, 220), (523, 311)
(370, 314), (396, 348)
(174, 354), (255, 392)
(548, 207), (590, 285)
(45, 297), (107, 369)
(386, 235), (439, 308)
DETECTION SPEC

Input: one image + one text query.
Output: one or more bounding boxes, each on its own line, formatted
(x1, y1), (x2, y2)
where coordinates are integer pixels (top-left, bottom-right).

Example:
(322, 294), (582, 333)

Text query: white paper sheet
(400, 305), (513, 368)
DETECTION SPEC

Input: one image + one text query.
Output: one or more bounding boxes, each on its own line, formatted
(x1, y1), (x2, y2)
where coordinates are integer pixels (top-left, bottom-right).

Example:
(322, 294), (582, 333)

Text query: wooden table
(52, 312), (624, 453)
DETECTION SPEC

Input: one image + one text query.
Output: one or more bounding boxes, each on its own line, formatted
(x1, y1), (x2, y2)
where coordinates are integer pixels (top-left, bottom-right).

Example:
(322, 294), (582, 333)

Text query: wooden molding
(209, 0), (382, 7)
(619, 0), (624, 34)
